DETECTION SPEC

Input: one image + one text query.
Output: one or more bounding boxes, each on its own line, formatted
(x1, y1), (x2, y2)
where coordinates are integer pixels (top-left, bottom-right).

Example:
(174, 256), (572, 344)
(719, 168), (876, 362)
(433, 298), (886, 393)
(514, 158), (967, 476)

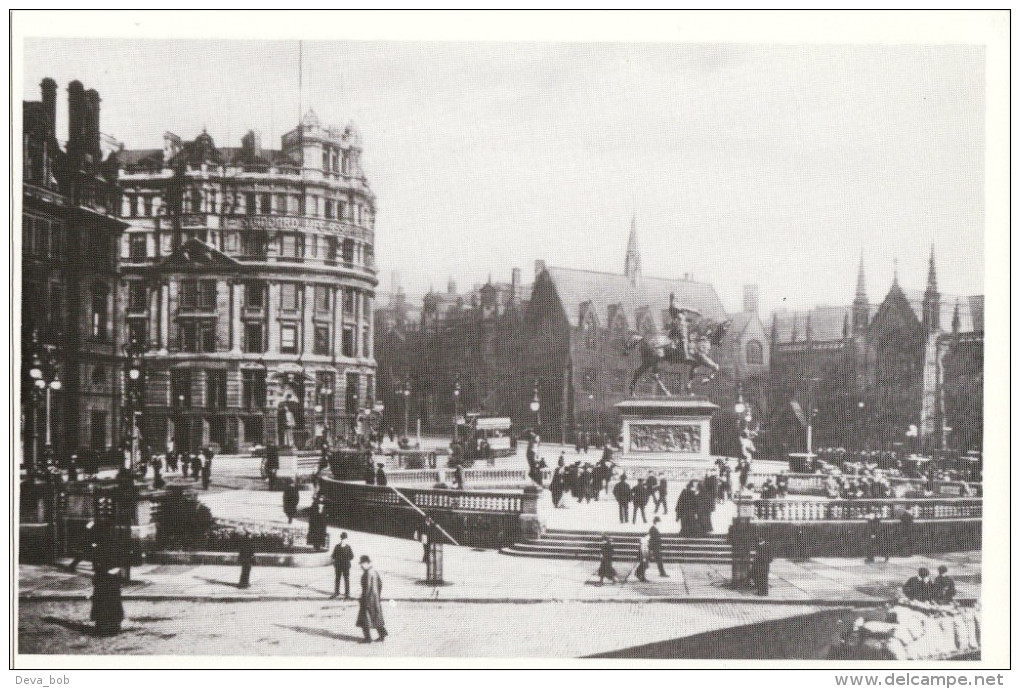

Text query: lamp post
(29, 339), (62, 471)
(453, 378), (461, 442)
(530, 380), (541, 432)
(400, 380), (412, 439)
(123, 337), (148, 473)
(857, 400), (866, 452)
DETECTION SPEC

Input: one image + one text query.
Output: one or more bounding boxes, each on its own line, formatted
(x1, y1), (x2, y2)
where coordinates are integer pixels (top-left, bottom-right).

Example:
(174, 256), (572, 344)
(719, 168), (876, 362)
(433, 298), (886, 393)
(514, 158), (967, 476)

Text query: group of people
(596, 517), (670, 584)
(153, 441), (216, 490)
(903, 565), (957, 604)
(611, 472), (669, 524)
(673, 478), (719, 536)
(550, 453), (618, 508)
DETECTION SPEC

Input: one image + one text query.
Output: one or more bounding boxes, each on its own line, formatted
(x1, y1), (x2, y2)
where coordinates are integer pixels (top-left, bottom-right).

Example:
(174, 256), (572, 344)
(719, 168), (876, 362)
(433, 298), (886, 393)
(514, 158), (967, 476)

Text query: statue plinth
(615, 397), (718, 467)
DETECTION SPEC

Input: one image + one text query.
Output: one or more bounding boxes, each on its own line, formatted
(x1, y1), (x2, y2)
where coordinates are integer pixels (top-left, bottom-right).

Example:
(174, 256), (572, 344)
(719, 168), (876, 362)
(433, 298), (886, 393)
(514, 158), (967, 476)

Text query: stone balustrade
(744, 497), (982, 522)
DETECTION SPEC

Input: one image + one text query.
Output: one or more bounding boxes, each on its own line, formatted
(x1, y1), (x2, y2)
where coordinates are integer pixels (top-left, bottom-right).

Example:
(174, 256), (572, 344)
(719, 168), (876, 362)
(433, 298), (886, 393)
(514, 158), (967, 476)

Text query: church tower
(922, 245), (941, 333)
(852, 253), (870, 334)
(624, 214), (642, 286)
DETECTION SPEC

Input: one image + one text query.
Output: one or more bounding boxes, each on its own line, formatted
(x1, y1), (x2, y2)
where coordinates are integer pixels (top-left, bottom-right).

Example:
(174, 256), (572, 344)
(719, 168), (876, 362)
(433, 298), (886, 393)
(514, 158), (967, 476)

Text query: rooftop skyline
(22, 38), (985, 316)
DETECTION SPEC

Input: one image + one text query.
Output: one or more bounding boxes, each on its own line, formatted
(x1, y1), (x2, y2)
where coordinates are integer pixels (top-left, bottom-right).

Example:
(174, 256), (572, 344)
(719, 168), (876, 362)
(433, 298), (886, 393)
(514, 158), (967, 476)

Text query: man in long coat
(613, 475), (632, 524)
(751, 538), (772, 596)
(282, 481), (300, 524)
(331, 532), (355, 599)
(90, 558), (124, 636)
(356, 555), (387, 642)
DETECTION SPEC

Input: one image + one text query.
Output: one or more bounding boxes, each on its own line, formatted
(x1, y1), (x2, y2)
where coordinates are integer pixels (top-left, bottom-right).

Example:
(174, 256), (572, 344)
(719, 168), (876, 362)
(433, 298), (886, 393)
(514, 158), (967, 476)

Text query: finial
(892, 258), (899, 286)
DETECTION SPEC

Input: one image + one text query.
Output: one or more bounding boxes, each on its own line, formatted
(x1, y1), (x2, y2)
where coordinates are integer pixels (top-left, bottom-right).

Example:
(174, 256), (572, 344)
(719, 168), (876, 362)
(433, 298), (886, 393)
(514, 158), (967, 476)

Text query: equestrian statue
(624, 292), (730, 397)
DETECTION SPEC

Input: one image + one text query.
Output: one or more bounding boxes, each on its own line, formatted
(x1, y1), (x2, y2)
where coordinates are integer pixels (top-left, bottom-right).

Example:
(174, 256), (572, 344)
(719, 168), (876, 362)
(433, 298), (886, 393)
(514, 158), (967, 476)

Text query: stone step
(499, 547), (732, 564)
(544, 529), (728, 542)
(509, 544), (731, 559)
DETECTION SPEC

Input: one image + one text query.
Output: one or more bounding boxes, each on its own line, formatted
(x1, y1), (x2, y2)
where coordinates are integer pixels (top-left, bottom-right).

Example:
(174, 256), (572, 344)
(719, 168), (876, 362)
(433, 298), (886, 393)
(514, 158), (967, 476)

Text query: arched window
(746, 339), (764, 365)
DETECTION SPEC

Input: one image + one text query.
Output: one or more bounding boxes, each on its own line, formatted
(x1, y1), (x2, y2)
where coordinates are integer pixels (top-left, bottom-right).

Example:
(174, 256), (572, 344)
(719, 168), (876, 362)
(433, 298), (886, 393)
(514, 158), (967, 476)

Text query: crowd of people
(903, 565), (958, 604)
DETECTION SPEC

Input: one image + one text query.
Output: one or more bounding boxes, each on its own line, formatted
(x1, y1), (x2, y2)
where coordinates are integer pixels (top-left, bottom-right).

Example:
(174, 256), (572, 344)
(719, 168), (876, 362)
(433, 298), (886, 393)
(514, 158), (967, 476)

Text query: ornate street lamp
(399, 379), (412, 438)
(530, 380), (541, 430)
(453, 378), (461, 442)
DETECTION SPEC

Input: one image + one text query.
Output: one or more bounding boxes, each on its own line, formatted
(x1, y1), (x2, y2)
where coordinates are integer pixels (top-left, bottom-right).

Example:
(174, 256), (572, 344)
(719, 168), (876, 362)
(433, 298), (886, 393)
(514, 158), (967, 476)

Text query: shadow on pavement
(275, 624), (365, 644)
(195, 576), (246, 589)
(41, 616), (100, 637)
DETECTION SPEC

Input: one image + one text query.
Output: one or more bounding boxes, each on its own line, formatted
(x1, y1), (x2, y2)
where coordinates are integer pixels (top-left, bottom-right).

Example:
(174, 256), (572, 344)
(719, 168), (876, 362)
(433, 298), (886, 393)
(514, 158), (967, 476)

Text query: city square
(16, 30), (993, 665)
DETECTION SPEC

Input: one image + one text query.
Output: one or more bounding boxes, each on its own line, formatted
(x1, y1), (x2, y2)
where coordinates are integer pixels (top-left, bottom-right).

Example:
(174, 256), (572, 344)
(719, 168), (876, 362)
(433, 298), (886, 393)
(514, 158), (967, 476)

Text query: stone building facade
(117, 110), (377, 452)
(21, 78), (127, 461)
(767, 252), (984, 455)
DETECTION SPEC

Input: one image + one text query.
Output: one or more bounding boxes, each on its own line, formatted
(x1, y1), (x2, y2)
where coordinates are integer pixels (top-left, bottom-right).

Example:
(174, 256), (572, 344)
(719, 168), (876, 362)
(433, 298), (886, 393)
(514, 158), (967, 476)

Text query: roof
(543, 266), (727, 330)
(771, 304), (868, 343)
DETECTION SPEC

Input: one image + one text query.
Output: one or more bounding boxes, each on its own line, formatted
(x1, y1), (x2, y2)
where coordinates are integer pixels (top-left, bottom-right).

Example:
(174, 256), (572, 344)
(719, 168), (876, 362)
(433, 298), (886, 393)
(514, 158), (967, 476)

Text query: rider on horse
(667, 292), (701, 359)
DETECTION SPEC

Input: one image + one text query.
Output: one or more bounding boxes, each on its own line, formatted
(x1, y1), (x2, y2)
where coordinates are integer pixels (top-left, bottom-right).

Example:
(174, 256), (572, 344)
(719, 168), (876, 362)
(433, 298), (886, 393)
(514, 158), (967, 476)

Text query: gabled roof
(900, 288), (982, 334)
(543, 266), (727, 331)
(159, 237), (241, 271)
(772, 304), (873, 343)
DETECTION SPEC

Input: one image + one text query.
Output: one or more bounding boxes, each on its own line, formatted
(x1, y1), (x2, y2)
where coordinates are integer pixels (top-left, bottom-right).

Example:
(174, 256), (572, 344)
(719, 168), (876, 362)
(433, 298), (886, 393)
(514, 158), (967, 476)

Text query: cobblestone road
(18, 599), (824, 658)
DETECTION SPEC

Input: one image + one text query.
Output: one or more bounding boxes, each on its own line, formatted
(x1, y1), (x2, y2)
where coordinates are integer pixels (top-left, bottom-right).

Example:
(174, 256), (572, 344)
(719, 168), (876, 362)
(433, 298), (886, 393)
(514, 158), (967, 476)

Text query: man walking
(331, 532), (354, 599)
(751, 537), (772, 596)
(635, 535), (650, 582)
(649, 517), (669, 577)
(613, 474), (632, 524)
(654, 473), (668, 514)
(356, 556), (387, 643)
(238, 531), (255, 589)
(282, 481), (300, 524)
(631, 478), (649, 524)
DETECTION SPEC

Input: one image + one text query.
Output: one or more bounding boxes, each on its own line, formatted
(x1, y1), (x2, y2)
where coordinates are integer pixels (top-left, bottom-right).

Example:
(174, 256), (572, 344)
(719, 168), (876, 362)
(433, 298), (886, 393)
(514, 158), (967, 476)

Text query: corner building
(118, 110), (377, 452)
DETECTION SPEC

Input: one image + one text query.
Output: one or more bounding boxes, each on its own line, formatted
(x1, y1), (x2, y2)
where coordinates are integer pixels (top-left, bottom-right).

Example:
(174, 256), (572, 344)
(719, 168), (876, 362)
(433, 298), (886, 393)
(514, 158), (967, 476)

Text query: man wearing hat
(331, 532), (355, 599)
(933, 565), (956, 604)
(356, 555), (387, 642)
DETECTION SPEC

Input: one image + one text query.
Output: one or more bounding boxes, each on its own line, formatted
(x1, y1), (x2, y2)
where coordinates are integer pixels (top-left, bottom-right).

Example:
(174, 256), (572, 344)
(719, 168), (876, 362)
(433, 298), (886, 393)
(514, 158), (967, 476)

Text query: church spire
(922, 245), (941, 332)
(852, 253), (870, 334)
(926, 243), (938, 293)
(624, 213), (642, 286)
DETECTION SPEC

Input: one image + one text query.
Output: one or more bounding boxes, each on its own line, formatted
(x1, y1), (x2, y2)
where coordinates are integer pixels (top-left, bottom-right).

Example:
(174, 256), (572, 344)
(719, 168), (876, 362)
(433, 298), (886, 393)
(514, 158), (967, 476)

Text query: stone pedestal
(615, 397), (719, 468)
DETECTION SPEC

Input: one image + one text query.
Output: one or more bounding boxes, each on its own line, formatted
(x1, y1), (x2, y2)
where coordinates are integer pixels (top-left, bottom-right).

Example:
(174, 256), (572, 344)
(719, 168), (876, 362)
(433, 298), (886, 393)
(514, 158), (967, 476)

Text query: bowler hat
(359, 555), (371, 564)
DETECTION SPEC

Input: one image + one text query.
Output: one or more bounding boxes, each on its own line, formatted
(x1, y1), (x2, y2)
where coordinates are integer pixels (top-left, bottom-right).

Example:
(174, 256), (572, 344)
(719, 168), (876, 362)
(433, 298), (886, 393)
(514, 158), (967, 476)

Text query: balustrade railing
(742, 497), (982, 522)
(318, 476), (527, 514)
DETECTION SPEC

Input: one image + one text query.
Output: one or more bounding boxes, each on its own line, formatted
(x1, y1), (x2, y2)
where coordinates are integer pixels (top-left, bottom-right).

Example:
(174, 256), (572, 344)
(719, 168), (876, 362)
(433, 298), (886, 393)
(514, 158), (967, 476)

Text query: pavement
(18, 485), (981, 605)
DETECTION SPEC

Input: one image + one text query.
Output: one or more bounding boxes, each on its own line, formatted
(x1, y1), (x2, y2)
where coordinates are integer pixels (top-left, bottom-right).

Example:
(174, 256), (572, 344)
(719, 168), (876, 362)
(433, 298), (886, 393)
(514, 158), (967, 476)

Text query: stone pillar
(303, 283), (315, 356)
(267, 282), (279, 354)
(333, 285), (343, 358)
(159, 282), (170, 353)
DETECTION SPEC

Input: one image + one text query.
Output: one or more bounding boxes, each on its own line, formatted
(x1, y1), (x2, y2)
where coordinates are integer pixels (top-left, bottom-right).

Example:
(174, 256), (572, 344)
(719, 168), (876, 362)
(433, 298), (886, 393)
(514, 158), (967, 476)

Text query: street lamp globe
(314, 404), (323, 414)
(128, 368), (141, 381)
(744, 413), (752, 423)
(29, 366), (42, 380)
(374, 402), (385, 414)
(735, 401), (746, 415)
(35, 379), (46, 390)
(530, 399), (540, 413)
(50, 379), (62, 391)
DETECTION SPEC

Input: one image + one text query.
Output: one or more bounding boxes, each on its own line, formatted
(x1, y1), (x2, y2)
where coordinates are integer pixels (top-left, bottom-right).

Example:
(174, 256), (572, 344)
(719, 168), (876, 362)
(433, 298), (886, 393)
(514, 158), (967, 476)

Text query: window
(206, 370), (227, 410)
(241, 230), (268, 258)
(171, 370), (192, 408)
(324, 200), (334, 219)
(280, 325), (298, 354)
(260, 193), (272, 215)
(127, 282), (147, 313)
(180, 320), (216, 353)
(143, 196), (153, 216)
(129, 234), (147, 260)
(363, 328), (371, 358)
(127, 319), (148, 347)
(342, 327), (355, 358)
(242, 369), (267, 410)
(316, 371), (336, 405)
(322, 150), (330, 171)
(280, 283), (299, 311)
(91, 365), (107, 385)
(191, 191), (202, 213)
(337, 201), (346, 220)
(181, 280), (217, 311)
(280, 234), (304, 260)
(746, 340), (764, 366)
(91, 284), (109, 341)
(582, 317), (598, 349)
(244, 192), (256, 216)
(208, 193), (217, 215)
(345, 373), (360, 414)
(343, 289), (356, 316)
(365, 374), (374, 406)
(244, 281), (265, 309)
(325, 237), (337, 263)
(244, 322), (265, 353)
(342, 238), (355, 264)
(275, 194), (287, 215)
(314, 324), (330, 355)
(37, 218), (51, 258)
(314, 285), (330, 313)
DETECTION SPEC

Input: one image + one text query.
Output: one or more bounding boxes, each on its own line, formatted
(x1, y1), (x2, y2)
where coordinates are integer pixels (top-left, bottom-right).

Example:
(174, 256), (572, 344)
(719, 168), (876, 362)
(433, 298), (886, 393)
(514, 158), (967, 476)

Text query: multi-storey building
(117, 110), (377, 452)
(21, 78), (126, 462)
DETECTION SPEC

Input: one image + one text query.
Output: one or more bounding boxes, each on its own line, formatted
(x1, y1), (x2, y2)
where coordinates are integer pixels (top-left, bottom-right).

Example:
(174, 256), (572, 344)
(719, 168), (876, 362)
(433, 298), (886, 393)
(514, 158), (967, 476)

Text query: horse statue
(624, 315), (730, 397)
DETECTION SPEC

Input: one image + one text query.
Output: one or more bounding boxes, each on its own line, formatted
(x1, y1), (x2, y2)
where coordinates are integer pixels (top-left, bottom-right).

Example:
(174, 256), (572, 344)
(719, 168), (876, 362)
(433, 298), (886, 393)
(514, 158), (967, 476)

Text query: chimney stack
(85, 88), (102, 163)
(67, 80), (86, 166)
(40, 78), (57, 140)
(535, 259), (547, 277)
(743, 284), (760, 315)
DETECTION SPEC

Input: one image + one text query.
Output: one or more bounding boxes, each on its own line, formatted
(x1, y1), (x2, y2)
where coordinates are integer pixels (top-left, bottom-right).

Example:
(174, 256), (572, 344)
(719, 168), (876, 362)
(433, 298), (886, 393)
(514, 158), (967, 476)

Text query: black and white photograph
(11, 10), (1008, 672)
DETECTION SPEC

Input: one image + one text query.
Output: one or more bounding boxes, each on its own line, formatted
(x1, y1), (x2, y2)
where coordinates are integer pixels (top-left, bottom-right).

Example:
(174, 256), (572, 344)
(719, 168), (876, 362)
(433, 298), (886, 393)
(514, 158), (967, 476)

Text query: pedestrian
(654, 473), (668, 514)
(453, 463), (464, 490)
(899, 509), (916, 557)
(238, 531), (255, 589)
(265, 443), (279, 487)
(635, 535), (650, 582)
(550, 457), (566, 508)
(649, 517), (669, 577)
(631, 479), (649, 524)
(574, 428), (582, 454)
(696, 481), (715, 535)
(613, 474), (632, 524)
(191, 453), (202, 480)
(865, 513), (888, 563)
(166, 438), (176, 471)
(597, 534), (616, 584)
(282, 481), (300, 524)
(152, 462), (165, 489)
(180, 450), (190, 477)
(418, 519), (433, 563)
(90, 558), (124, 636)
(307, 493), (328, 551)
(751, 538), (772, 596)
(580, 464), (593, 503)
(933, 565), (956, 604)
(331, 532), (355, 599)
(201, 456), (212, 490)
(644, 472), (658, 511)
(356, 556), (388, 643)
(903, 567), (933, 602)
(738, 460), (750, 491)
(676, 481), (697, 536)
(376, 463), (388, 487)
(581, 430), (589, 454)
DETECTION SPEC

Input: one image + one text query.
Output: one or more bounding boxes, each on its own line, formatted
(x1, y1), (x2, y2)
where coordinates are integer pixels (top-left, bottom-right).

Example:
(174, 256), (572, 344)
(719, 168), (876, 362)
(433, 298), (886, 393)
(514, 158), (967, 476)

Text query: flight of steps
(501, 528), (732, 564)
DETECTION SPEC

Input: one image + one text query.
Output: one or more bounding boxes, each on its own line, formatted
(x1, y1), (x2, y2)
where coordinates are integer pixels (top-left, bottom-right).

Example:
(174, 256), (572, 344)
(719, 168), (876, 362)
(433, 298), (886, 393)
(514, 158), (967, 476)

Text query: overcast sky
(23, 38), (985, 315)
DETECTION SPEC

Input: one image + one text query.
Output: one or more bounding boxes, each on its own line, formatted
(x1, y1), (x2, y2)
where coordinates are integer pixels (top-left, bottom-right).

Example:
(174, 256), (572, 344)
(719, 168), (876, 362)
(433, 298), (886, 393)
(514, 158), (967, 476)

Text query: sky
(22, 38), (986, 315)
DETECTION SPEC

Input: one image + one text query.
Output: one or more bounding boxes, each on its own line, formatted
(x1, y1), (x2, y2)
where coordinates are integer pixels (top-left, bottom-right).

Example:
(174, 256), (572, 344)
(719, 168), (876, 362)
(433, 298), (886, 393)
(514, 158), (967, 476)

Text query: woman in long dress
(90, 561), (124, 636)
(597, 534), (616, 584)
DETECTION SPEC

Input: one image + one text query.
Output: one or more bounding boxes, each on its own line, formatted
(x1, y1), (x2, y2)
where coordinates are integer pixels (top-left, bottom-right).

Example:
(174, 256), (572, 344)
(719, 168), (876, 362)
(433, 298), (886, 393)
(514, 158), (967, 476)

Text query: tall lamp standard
(530, 380), (541, 433)
(857, 400), (866, 452)
(123, 337), (148, 473)
(453, 378), (461, 442)
(29, 345), (62, 471)
(400, 379), (412, 439)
